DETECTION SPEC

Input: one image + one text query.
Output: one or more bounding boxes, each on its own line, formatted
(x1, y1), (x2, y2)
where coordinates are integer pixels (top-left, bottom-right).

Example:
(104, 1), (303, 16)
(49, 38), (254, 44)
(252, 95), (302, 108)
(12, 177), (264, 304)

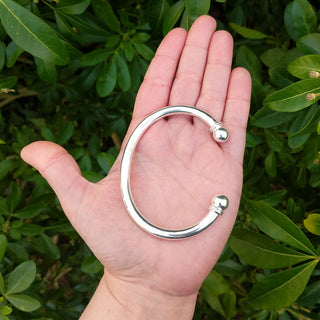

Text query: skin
(21, 16), (251, 319)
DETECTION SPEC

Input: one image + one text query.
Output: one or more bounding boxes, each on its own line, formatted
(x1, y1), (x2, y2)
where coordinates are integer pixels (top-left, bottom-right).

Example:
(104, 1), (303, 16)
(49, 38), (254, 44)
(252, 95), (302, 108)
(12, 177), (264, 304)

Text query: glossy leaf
(6, 294), (40, 312)
(236, 46), (261, 82)
(265, 151), (277, 177)
(57, 121), (74, 145)
(0, 235), (7, 263)
(248, 260), (318, 309)
(81, 255), (103, 273)
(162, 0), (185, 36)
(54, 12), (82, 45)
(35, 58), (57, 84)
(304, 214), (320, 236)
(251, 107), (296, 128)
(6, 182), (21, 213)
(292, 0), (317, 36)
(56, 0), (90, 15)
(115, 54), (131, 92)
(229, 228), (312, 269)
(0, 273), (5, 295)
(185, 0), (210, 21)
(133, 42), (154, 61)
(96, 59), (117, 97)
(284, 3), (301, 41)
(247, 201), (316, 255)
(147, 0), (169, 32)
(0, 0), (69, 65)
(97, 152), (115, 174)
(297, 34), (320, 55)
(264, 129), (285, 152)
(7, 261), (36, 294)
(39, 233), (61, 260)
(287, 55), (320, 79)
(91, 0), (120, 32)
(229, 22), (269, 39)
(289, 104), (320, 138)
(263, 78), (320, 112)
(5, 42), (23, 68)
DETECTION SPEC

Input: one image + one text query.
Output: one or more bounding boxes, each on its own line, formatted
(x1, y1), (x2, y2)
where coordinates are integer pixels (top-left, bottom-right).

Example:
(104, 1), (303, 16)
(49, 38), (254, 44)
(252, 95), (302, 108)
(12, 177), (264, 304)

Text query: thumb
(21, 141), (89, 219)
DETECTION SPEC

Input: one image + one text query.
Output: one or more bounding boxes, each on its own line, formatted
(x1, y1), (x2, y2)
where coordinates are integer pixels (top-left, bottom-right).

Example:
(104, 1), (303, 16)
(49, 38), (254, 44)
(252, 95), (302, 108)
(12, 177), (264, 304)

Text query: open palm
(21, 16), (251, 300)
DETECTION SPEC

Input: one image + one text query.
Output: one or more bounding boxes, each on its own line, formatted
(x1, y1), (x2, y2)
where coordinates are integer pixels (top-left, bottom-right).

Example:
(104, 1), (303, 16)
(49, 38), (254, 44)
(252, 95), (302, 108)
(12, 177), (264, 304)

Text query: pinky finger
(222, 67), (251, 158)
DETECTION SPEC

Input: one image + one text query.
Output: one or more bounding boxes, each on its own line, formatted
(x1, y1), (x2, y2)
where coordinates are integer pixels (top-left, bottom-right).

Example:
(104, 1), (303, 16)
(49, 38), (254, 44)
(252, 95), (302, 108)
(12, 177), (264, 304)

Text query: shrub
(0, 0), (319, 319)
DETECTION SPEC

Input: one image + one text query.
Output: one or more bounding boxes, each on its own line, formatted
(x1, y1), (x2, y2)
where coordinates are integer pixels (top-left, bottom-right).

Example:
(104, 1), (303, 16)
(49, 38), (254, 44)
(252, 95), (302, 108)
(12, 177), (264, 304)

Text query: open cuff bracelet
(120, 105), (229, 240)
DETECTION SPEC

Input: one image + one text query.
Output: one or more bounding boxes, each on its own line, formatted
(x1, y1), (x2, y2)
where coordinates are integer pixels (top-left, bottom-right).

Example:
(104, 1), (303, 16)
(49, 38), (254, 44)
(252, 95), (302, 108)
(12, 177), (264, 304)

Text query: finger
(169, 16), (217, 109)
(222, 67), (252, 158)
(131, 27), (187, 122)
(20, 141), (89, 222)
(196, 30), (233, 122)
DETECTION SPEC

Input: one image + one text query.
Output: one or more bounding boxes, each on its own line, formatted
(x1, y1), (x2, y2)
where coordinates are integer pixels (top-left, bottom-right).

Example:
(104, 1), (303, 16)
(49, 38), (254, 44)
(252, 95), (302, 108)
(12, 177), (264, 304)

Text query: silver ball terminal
(210, 195), (229, 215)
(210, 122), (229, 142)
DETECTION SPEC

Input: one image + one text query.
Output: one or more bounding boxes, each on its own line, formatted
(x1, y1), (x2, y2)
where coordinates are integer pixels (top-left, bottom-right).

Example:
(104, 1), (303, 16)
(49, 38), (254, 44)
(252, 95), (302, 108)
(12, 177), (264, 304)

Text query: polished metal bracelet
(120, 105), (229, 239)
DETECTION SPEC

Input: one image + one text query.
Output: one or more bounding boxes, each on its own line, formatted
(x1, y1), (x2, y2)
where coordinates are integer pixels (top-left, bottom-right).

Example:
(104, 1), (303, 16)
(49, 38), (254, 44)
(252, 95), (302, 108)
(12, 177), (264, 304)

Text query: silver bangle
(120, 105), (229, 239)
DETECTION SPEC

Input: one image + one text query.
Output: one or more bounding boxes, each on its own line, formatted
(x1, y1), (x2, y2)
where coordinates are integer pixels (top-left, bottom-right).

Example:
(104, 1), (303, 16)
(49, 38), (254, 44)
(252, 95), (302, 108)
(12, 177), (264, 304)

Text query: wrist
(80, 270), (197, 320)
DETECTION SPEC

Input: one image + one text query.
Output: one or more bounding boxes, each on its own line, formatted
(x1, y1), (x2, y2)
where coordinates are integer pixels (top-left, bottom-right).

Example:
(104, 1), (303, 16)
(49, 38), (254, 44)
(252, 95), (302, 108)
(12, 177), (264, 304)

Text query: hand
(21, 16), (251, 319)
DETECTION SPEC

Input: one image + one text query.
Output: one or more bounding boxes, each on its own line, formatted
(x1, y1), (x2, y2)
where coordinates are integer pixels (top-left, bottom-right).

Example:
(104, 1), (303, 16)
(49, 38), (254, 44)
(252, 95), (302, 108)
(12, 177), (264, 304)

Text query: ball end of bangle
(213, 127), (229, 142)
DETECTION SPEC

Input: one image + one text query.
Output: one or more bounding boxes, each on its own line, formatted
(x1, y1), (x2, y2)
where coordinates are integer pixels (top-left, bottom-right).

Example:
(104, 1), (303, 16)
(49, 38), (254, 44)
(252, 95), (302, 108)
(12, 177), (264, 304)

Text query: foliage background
(0, 0), (319, 319)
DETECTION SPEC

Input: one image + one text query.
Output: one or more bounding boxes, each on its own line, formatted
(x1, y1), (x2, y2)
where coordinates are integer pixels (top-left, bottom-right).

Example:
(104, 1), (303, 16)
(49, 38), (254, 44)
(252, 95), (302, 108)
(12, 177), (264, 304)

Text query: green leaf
(41, 127), (56, 142)
(201, 270), (229, 317)
(304, 214), (320, 236)
(236, 45), (261, 82)
(292, 0), (317, 36)
(265, 151), (277, 177)
(229, 22), (269, 39)
(0, 0), (69, 65)
(6, 182), (21, 213)
(297, 33), (320, 55)
(229, 228), (312, 269)
(91, 0), (120, 32)
(0, 306), (12, 316)
(57, 121), (74, 145)
(79, 49), (111, 66)
(56, 0), (90, 15)
(248, 260), (318, 309)
(0, 313), (9, 320)
(81, 255), (103, 273)
(251, 107), (297, 128)
(284, 2), (302, 41)
(5, 41), (23, 68)
(202, 269), (229, 296)
(162, 0), (185, 36)
(54, 11), (82, 45)
(19, 224), (44, 236)
(133, 42), (154, 61)
(96, 59), (117, 97)
(289, 104), (320, 138)
(0, 235), (7, 263)
(0, 42), (5, 72)
(264, 128), (285, 152)
(6, 294), (40, 312)
(269, 66), (296, 88)
(263, 78), (320, 112)
(247, 201), (316, 255)
(0, 76), (17, 90)
(147, 0), (170, 32)
(185, 0), (210, 21)
(97, 152), (115, 174)
(34, 57), (57, 84)
(38, 233), (61, 260)
(7, 261), (36, 294)
(0, 273), (5, 295)
(115, 54), (131, 92)
(287, 55), (320, 79)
